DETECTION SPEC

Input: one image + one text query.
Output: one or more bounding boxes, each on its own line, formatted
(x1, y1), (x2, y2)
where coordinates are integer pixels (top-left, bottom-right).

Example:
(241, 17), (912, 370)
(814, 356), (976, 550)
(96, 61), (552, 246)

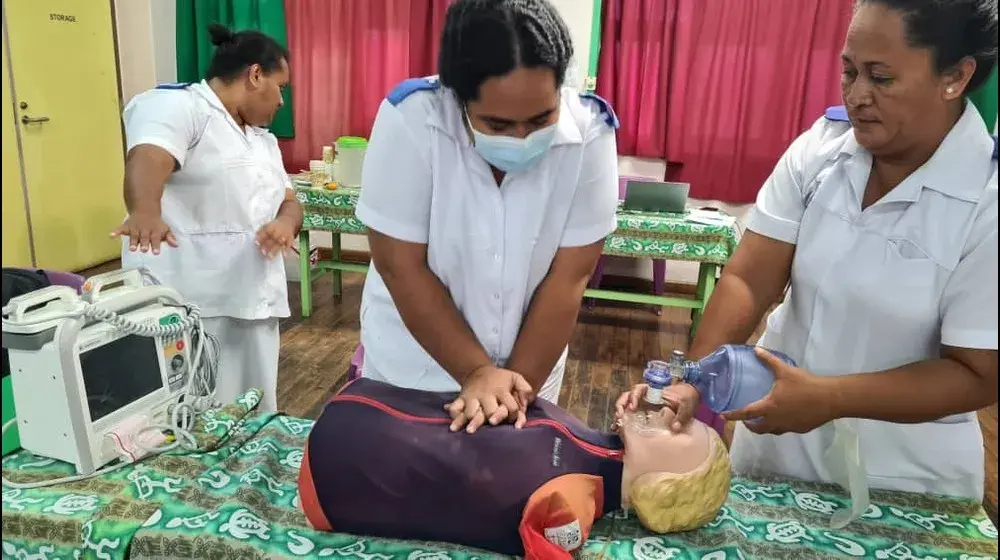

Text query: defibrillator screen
(80, 334), (163, 421)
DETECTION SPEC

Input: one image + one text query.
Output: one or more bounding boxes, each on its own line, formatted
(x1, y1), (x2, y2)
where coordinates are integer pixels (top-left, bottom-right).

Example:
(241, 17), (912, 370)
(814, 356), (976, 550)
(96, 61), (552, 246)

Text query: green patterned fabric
(296, 186), (364, 234)
(295, 186), (739, 263)
(1, 390), (265, 560)
(607, 210), (736, 265)
(5, 402), (996, 559)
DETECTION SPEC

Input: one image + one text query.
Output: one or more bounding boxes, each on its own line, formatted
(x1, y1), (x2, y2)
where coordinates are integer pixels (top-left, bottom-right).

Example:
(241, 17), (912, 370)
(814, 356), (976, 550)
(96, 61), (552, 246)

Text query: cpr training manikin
(297, 377), (731, 559)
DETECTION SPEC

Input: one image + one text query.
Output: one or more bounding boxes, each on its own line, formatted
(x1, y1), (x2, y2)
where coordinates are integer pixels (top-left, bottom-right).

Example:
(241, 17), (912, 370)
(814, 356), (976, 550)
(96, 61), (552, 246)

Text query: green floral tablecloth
(5, 399), (996, 560)
(295, 186), (739, 264)
(1, 390), (266, 560)
(296, 186), (364, 234)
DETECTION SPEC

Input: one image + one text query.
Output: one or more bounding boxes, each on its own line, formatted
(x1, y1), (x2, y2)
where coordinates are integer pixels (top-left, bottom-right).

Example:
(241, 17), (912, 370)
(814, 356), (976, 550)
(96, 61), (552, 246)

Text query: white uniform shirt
(736, 103), (998, 499)
(121, 81), (290, 320)
(356, 79), (620, 393)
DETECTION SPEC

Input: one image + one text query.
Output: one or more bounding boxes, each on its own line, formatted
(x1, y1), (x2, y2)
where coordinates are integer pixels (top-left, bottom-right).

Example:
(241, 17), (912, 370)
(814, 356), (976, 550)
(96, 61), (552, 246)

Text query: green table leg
(299, 230), (312, 318)
(690, 263), (719, 340)
(332, 233), (343, 297)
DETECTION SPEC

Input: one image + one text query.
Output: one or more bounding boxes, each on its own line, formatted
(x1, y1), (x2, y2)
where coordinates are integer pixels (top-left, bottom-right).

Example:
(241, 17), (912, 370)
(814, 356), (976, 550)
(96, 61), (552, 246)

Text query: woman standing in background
(112, 25), (301, 413)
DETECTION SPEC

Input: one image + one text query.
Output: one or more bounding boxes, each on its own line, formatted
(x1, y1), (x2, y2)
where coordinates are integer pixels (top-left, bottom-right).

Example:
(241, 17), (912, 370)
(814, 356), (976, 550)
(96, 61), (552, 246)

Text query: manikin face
(620, 408), (713, 479)
(618, 409), (732, 534)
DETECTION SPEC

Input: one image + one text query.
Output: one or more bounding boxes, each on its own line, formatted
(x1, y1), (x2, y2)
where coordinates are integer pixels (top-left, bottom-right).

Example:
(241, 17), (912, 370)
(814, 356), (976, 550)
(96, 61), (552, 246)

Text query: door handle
(21, 115), (50, 125)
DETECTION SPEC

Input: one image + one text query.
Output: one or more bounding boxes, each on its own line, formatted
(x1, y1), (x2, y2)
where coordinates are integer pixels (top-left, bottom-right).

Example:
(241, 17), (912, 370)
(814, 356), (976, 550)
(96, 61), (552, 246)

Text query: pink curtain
(598, 0), (852, 202)
(666, 0), (851, 202)
(279, 0), (451, 172)
(595, 0), (677, 159)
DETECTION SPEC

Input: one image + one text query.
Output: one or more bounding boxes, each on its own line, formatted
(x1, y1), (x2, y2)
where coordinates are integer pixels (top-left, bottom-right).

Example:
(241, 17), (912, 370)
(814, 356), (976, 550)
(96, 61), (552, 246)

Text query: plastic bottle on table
(676, 344), (796, 414)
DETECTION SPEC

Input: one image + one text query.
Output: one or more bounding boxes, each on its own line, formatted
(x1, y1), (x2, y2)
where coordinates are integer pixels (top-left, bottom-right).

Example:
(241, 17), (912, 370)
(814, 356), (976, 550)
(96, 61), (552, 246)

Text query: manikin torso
(299, 379), (730, 555)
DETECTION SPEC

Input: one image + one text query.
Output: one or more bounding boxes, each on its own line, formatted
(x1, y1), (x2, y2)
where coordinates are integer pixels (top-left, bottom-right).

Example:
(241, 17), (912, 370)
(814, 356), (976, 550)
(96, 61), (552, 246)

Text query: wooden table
(295, 186), (738, 339)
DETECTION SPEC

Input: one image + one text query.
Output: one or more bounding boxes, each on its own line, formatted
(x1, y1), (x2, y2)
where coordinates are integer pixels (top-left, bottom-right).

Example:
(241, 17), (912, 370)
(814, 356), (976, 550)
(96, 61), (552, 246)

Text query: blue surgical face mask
(466, 111), (557, 173)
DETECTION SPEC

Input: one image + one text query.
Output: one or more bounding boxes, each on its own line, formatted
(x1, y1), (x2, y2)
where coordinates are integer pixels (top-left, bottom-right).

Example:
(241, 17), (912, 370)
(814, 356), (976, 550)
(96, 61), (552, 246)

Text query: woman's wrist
(456, 360), (494, 386)
(821, 375), (849, 422)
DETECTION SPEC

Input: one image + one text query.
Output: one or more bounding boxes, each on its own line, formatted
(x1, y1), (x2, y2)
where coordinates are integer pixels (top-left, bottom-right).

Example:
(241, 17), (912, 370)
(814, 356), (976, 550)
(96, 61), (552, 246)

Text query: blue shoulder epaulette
(155, 82), (192, 90)
(579, 92), (620, 130)
(387, 77), (440, 106)
(824, 105), (849, 122)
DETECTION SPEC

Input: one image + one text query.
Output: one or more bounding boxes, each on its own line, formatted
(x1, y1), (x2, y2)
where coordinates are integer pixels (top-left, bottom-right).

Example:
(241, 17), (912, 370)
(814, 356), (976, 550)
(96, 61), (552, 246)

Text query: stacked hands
(110, 213), (298, 258)
(444, 365), (534, 433)
(446, 349), (839, 436)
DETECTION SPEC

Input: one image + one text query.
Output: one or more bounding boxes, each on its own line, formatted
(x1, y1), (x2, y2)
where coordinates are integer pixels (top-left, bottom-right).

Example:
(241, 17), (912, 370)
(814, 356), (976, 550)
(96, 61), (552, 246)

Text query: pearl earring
(946, 87), (955, 94)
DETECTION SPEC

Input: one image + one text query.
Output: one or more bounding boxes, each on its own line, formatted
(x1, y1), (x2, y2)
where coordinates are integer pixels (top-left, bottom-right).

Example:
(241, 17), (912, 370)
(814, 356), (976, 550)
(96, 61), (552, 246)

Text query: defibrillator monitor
(1, 269), (200, 476)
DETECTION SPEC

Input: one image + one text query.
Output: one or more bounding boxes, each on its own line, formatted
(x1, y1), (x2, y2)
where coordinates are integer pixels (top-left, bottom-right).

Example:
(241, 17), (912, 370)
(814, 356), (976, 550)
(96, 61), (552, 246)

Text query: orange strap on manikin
(518, 474), (604, 560)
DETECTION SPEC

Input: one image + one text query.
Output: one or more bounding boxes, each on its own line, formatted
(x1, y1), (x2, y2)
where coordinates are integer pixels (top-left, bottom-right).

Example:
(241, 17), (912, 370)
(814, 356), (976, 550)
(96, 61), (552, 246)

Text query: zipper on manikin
(330, 394), (622, 460)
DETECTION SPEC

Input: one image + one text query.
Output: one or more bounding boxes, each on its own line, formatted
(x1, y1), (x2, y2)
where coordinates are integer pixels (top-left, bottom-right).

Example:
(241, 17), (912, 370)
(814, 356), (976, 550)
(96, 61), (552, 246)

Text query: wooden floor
(278, 271), (998, 523)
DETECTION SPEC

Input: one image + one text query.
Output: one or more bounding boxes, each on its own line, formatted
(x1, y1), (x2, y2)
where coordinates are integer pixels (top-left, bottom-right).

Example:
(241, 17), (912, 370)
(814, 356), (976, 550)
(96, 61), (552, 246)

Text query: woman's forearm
(687, 273), (774, 359)
(832, 356), (998, 423)
(506, 276), (586, 392)
(687, 231), (795, 359)
(381, 265), (492, 385)
(507, 242), (604, 392)
(275, 189), (303, 235)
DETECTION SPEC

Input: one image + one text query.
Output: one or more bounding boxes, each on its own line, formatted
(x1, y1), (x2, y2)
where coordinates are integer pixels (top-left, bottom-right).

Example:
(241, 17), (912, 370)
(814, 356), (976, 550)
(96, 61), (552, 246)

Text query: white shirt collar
(839, 102), (994, 203)
(190, 80), (269, 137)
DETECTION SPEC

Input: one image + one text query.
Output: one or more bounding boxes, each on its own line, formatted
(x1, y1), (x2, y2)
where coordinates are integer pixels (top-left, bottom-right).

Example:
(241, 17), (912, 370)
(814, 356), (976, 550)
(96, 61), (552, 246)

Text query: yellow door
(1, 31), (33, 268)
(4, 0), (125, 271)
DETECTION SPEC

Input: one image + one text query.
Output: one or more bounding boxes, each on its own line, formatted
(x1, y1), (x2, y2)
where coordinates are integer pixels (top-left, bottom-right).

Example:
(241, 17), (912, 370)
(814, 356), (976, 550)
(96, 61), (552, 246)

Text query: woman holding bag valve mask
(354, 0), (620, 433)
(620, 0), (998, 501)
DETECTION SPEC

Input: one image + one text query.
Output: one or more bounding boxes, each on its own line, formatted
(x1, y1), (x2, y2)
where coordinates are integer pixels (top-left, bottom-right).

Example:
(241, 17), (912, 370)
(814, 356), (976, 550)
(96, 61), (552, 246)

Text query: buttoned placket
(487, 177), (509, 364)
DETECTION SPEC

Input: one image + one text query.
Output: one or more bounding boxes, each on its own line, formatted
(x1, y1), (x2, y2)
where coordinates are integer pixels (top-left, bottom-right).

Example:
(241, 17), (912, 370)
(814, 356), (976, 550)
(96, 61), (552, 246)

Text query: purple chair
(43, 270), (86, 292)
(11, 269), (85, 293)
(588, 175), (667, 312)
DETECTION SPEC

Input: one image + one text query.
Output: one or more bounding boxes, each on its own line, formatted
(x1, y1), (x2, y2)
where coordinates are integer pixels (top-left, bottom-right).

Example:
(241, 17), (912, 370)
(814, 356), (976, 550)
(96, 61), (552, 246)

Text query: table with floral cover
(295, 186), (738, 336)
(3, 393), (997, 559)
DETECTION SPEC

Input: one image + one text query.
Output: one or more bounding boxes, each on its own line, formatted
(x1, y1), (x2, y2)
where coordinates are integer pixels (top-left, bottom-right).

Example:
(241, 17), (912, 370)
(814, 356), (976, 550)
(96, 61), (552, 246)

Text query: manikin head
(618, 407), (731, 533)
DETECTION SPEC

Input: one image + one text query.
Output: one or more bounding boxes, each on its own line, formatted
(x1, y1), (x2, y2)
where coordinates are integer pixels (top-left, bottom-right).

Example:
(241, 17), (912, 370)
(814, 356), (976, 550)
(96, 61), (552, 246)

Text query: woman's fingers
(669, 394), (696, 432)
(463, 397), (482, 420)
(489, 405), (510, 426)
(628, 384), (647, 410)
(514, 408), (527, 429)
(479, 395), (500, 422)
(614, 391), (629, 418)
(498, 391), (520, 423)
(465, 410), (487, 434)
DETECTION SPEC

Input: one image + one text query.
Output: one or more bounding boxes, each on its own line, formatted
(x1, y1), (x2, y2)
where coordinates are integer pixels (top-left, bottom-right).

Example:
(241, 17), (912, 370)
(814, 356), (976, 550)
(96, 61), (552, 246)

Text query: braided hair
(438, 0), (574, 103)
(856, 0), (997, 92)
